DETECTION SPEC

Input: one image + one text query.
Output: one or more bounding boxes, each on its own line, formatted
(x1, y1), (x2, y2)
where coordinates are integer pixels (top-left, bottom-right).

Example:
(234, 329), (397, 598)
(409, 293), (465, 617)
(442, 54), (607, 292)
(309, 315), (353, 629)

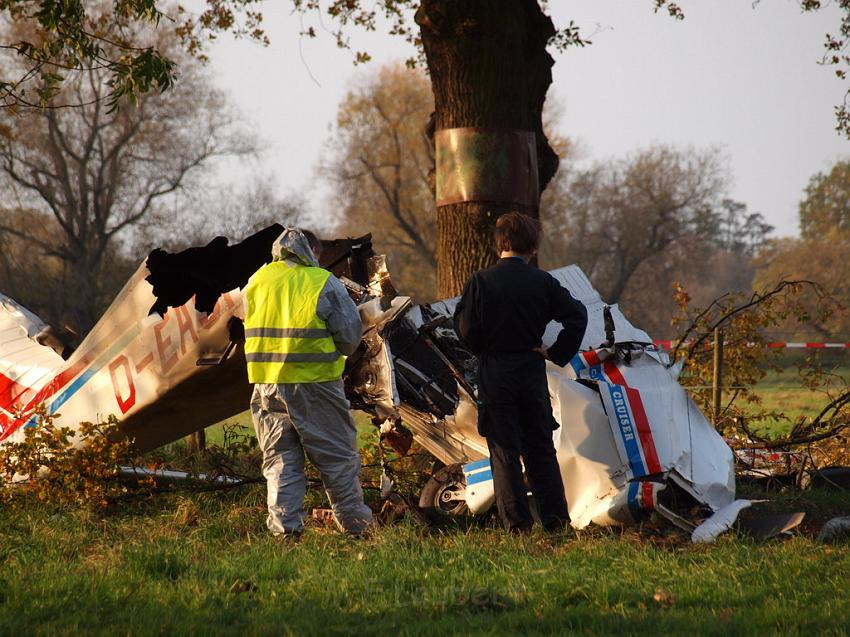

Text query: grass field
(2, 485), (850, 636)
(3, 364), (850, 635)
(730, 364), (848, 437)
(749, 365), (849, 420)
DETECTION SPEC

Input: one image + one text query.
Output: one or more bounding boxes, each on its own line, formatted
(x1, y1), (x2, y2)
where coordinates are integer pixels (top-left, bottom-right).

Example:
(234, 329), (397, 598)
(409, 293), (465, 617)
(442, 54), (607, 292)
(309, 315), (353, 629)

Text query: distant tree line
(2, 46), (847, 344)
(0, 14), (302, 337)
(325, 63), (847, 340)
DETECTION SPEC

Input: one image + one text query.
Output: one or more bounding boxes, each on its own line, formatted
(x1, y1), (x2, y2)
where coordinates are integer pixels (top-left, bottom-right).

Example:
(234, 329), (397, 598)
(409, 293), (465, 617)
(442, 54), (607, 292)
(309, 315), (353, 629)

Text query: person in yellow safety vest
(244, 227), (373, 537)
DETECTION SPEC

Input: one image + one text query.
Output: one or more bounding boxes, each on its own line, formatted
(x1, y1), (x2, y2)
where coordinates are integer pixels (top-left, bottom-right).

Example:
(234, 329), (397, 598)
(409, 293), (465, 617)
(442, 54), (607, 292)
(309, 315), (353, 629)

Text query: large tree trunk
(416, 0), (560, 297)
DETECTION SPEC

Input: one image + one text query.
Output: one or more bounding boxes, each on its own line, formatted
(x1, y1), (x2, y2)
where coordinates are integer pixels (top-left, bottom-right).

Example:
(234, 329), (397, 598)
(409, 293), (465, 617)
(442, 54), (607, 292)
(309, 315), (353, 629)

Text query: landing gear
(418, 463), (468, 521)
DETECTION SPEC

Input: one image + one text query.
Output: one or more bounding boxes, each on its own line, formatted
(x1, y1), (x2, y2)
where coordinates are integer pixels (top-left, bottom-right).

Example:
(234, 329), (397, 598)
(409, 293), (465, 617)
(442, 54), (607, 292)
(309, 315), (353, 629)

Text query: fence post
(712, 327), (724, 424)
(186, 430), (206, 455)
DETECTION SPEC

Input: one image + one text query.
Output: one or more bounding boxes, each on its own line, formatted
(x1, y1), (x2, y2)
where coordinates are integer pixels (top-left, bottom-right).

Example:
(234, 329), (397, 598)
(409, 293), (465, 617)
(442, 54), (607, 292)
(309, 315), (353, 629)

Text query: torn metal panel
(401, 384), (488, 470)
(575, 348), (736, 510)
(691, 500), (753, 543)
(547, 369), (633, 526)
(0, 230), (379, 453)
(345, 329), (399, 420)
(739, 511), (805, 541)
(545, 266), (652, 349)
(398, 268), (743, 539)
(397, 404), (472, 466)
(0, 293), (65, 434)
(366, 255), (396, 298)
(0, 264), (248, 451)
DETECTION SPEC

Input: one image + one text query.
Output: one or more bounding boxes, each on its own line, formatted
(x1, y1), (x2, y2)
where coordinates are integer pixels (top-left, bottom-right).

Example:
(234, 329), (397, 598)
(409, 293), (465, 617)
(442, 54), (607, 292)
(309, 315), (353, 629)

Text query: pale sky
(202, 0), (848, 237)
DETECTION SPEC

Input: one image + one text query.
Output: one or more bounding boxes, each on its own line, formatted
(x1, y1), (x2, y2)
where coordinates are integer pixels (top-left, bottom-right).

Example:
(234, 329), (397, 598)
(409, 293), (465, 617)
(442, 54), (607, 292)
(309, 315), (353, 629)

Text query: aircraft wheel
(419, 463), (468, 521)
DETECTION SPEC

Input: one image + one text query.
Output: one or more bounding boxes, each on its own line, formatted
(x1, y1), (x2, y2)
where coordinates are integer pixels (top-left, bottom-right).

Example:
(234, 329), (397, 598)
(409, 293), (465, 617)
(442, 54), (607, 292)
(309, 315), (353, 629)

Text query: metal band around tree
(435, 128), (540, 208)
(245, 327), (331, 339)
(245, 352), (341, 363)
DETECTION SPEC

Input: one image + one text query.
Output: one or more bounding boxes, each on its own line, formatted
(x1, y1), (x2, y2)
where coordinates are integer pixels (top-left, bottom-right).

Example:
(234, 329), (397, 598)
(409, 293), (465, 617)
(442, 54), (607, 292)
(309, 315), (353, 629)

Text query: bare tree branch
(672, 280), (825, 361)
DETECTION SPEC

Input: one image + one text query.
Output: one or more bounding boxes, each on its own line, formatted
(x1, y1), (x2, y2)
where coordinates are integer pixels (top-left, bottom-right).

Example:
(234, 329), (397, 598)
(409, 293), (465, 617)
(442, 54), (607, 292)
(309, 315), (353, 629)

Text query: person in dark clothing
(454, 212), (588, 533)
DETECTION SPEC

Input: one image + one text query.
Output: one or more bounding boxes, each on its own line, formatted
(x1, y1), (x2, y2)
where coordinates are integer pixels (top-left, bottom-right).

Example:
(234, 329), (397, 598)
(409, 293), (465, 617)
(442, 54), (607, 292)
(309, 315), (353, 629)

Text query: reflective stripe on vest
(243, 261), (344, 384)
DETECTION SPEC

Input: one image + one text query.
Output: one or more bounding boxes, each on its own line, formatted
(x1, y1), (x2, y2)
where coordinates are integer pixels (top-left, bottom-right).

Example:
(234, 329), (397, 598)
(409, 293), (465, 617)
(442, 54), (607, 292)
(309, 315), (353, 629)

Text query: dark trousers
(478, 354), (569, 532)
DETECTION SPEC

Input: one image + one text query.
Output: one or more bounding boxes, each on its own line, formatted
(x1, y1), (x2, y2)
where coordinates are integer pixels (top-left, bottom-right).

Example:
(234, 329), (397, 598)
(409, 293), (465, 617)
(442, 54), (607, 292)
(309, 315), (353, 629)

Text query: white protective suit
(248, 228), (373, 536)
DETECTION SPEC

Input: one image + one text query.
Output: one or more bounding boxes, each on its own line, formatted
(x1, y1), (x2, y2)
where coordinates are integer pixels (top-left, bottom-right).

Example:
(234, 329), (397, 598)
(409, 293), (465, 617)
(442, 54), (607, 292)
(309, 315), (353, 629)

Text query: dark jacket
(454, 257), (587, 367)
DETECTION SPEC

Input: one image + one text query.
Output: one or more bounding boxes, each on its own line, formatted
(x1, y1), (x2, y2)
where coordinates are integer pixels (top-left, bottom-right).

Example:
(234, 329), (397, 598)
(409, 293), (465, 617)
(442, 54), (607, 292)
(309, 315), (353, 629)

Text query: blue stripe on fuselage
(568, 354), (586, 376)
(605, 383), (646, 477)
(24, 323), (144, 429)
(463, 458), (491, 473)
(466, 469), (493, 486)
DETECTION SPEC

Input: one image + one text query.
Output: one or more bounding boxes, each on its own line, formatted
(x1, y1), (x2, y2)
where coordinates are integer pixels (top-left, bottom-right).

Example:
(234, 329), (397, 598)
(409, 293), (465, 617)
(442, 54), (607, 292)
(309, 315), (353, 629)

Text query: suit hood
(271, 228), (319, 267)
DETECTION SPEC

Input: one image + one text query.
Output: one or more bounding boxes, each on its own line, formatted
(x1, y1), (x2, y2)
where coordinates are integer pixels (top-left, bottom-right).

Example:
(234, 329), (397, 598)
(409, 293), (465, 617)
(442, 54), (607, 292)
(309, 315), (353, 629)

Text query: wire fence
(653, 340), (850, 350)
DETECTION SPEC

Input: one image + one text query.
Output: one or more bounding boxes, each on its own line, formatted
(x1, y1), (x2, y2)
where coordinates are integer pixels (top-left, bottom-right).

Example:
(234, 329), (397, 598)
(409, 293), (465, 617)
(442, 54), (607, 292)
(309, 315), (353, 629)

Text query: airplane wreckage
(0, 225), (801, 542)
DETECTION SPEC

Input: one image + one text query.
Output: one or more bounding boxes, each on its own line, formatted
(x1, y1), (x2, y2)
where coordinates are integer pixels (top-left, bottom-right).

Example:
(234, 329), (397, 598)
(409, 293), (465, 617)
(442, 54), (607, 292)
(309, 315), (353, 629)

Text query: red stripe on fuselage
(602, 360), (626, 386)
(0, 306), (141, 441)
(0, 371), (30, 407)
(641, 481), (655, 510)
(625, 385), (662, 474)
(602, 358), (663, 475)
(0, 355), (91, 441)
(583, 350), (602, 367)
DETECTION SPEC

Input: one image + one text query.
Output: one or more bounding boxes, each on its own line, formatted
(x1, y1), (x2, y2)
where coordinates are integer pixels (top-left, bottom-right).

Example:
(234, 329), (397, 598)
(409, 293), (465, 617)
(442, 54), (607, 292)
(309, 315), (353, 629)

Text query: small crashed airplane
(0, 225), (754, 541)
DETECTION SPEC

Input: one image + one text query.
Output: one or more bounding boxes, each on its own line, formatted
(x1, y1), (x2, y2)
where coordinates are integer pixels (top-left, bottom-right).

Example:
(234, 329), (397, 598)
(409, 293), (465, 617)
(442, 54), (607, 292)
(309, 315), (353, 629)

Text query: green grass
(204, 410), (375, 448)
(202, 411), (253, 447)
(2, 486), (850, 637)
(738, 365), (848, 437)
(752, 366), (848, 419)
(4, 367), (850, 635)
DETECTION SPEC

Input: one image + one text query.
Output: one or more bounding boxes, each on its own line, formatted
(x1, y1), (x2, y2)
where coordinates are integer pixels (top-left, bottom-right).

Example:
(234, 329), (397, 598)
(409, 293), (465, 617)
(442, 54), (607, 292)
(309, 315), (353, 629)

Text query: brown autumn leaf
(652, 587), (677, 607)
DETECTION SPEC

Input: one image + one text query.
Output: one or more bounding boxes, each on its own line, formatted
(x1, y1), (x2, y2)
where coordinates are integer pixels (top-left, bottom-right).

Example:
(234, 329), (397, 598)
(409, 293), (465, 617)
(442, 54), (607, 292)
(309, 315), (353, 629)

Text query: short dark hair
(301, 229), (323, 257)
(494, 212), (541, 255)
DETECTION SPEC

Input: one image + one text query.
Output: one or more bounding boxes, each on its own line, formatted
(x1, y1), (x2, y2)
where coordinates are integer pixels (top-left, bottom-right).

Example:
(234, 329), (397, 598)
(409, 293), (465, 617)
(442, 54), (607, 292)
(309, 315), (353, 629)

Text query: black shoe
(542, 517), (570, 533)
(508, 522), (533, 535)
(274, 529), (304, 543)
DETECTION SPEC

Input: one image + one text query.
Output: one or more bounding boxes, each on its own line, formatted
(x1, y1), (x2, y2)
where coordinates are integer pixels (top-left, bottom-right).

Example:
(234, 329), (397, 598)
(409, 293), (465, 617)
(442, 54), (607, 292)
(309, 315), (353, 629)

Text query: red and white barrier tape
(653, 340), (850, 350)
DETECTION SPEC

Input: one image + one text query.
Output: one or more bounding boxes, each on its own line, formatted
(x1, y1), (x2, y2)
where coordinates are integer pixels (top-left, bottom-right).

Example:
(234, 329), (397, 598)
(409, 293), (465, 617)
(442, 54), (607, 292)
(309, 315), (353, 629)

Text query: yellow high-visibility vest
(243, 261), (344, 384)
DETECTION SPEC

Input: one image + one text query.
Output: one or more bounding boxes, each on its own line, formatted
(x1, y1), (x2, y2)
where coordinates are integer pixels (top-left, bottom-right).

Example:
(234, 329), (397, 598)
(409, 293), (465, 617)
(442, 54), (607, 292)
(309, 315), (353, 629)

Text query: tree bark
(416, 0), (559, 297)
